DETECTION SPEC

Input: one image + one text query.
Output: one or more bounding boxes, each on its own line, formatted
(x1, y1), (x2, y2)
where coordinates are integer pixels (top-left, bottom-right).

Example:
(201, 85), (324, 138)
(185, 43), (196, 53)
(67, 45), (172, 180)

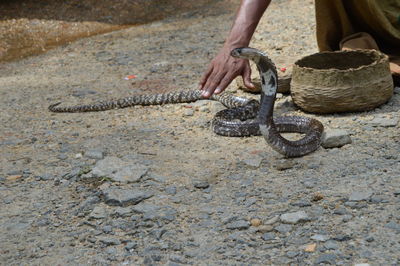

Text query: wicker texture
(291, 50), (393, 113)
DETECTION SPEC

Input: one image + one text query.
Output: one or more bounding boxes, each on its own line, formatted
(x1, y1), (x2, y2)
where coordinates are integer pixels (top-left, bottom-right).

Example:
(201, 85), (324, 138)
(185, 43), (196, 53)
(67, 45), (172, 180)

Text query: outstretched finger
(214, 74), (235, 94)
(202, 71), (226, 98)
(198, 65), (214, 90)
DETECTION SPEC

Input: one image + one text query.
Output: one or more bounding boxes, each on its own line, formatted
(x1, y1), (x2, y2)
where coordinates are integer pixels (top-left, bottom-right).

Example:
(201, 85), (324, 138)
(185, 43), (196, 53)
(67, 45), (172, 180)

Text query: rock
(97, 236), (121, 246)
(57, 154), (68, 160)
(311, 234), (329, 242)
(150, 61), (170, 73)
(321, 129), (352, 148)
(274, 224), (293, 234)
(333, 207), (349, 215)
(261, 232), (275, 241)
(125, 241), (138, 251)
(113, 207), (132, 217)
(304, 243), (317, 252)
(85, 149), (104, 160)
(102, 225), (113, 234)
(311, 192), (324, 202)
(367, 116), (398, 127)
(250, 218), (262, 227)
(280, 211), (310, 224)
(315, 254), (337, 264)
(193, 180), (209, 189)
(384, 221), (400, 232)
(210, 101), (225, 113)
(91, 156), (148, 183)
(332, 234), (352, 242)
(242, 156), (263, 168)
(103, 188), (153, 207)
(286, 251), (299, 258)
(349, 190), (373, 201)
(290, 200), (312, 207)
(264, 215), (280, 225)
(37, 173), (54, 181)
(111, 165), (148, 183)
(257, 225), (274, 233)
(183, 108), (194, 116)
(164, 185), (177, 195)
(6, 175), (23, 181)
(89, 206), (108, 219)
(324, 240), (339, 250)
(274, 159), (296, 171)
(226, 220), (250, 230)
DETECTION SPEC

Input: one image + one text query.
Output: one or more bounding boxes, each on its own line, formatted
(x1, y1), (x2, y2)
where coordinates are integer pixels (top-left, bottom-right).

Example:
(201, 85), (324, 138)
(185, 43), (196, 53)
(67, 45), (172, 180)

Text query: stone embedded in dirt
(367, 116), (398, 127)
(257, 225), (274, 233)
(324, 240), (339, 250)
(348, 190), (373, 201)
(112, 165), (148, 183)
(280, 211), (310, 224)
(210, 101), (225, 113)
(321, 129), (352, 148)
(85, 149), (104, 160)
(97, 236), (121, 246)
(261, 232), (275, 241)
(112, 207), (132, 217)
(250, 218), (262, 227)
(242, 156), (263, 168)
(192, 179), (209, 189)
(311, 234), (329, 242)
(315, 253), (337, 264)
(264, 215), (280, 225)
(103, 188), (153, 207)
(274, 224), (293, 234)
(274, 159), (296, 171)
(91, 156), (148, 183)
(305, 243), (317, 252)
(89, 206), (108, 219)
(226, 220), (250, 230)
(384, 221), (400, 232)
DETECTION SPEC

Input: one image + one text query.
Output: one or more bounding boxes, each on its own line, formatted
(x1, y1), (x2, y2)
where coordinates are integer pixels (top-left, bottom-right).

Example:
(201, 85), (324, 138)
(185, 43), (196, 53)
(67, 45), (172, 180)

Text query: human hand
(198, 46), (255, 98)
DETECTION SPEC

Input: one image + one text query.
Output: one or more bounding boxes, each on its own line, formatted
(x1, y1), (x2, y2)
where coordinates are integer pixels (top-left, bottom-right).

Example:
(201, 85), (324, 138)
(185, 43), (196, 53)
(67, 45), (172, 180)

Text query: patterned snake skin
(49, 47), (323, 157)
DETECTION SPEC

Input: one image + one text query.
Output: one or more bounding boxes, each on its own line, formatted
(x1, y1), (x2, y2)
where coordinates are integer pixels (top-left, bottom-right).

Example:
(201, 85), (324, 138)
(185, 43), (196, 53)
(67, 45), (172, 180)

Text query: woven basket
(291, 50), (393, 113)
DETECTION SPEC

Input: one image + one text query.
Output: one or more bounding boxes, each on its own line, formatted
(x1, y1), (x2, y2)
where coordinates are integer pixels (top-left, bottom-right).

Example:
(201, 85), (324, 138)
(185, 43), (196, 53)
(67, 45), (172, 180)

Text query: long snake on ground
(49, 47), (323, 157)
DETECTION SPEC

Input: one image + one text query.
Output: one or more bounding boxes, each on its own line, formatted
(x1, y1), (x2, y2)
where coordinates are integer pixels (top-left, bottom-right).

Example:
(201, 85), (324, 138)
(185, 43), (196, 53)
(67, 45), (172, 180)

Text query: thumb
(242, 63), (255, 90)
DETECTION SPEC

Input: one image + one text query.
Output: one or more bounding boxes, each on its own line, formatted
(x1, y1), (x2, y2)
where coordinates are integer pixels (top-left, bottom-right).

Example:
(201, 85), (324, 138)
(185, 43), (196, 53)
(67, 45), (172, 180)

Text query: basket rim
(293, 49), (389, 73)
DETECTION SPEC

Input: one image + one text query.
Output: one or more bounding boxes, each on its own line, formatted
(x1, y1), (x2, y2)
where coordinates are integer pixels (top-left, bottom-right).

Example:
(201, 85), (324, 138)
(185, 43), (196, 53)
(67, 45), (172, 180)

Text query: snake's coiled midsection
(49, 48), (323, 157)
(230, 47), (323, 157)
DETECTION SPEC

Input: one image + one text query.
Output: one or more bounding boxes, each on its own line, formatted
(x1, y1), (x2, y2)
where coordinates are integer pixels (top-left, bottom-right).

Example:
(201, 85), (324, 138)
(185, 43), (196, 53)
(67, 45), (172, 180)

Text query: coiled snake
(49, 47), (323, 157)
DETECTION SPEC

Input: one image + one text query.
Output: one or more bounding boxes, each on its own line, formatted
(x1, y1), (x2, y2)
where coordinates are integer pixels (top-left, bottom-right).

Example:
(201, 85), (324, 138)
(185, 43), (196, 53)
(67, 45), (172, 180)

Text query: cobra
(49, 47), (323, 157)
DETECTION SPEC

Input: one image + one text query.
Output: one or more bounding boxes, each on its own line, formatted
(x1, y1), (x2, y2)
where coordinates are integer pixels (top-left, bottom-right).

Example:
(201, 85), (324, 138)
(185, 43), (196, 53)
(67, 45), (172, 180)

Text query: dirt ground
(1, 0), (400, 265)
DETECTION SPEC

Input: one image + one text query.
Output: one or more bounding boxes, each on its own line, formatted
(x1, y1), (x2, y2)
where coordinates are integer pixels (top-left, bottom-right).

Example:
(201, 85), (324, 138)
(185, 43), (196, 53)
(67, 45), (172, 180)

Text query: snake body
(49, 47), (323, 157)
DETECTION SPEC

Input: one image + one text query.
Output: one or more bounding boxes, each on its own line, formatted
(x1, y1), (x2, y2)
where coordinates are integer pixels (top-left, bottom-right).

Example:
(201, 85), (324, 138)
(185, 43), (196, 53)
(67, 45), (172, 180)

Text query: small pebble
(250, 218), (262, 227)
(280, 211), (310, 224)
(305, 243), (316, 252)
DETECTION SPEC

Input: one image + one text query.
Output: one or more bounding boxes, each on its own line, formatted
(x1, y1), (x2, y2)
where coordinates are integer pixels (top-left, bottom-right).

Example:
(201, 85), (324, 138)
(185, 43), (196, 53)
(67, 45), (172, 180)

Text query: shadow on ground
(0, 0), (235, 62)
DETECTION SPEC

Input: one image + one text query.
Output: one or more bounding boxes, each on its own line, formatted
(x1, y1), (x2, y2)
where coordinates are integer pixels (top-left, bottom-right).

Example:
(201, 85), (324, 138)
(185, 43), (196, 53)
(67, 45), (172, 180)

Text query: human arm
(199, 0), (271, 97)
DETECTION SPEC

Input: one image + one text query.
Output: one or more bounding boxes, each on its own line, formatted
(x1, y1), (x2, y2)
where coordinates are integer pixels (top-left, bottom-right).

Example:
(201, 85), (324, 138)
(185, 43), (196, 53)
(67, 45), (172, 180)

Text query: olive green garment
(315, 0), (400, 55)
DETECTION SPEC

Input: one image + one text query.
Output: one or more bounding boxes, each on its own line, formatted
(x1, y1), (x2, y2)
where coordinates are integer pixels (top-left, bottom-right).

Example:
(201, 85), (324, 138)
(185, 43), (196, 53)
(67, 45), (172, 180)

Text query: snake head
(231, 48), (246, 59)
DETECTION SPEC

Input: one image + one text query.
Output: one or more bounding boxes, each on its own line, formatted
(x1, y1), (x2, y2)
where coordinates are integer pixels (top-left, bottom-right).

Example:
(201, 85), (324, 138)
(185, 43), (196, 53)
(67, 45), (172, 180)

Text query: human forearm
(225, 0), (271, 48)
(199, 0), (271, 97)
